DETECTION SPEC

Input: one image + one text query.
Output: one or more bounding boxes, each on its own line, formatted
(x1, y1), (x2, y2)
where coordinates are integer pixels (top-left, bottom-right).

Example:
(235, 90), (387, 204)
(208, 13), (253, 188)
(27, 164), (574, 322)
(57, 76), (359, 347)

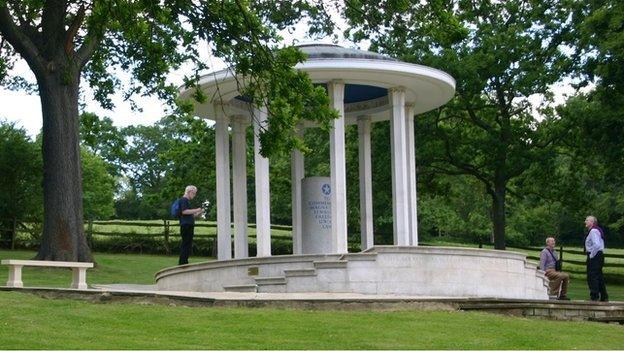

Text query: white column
(405, 103), (418, 246)
(215, 108), (232, 260)
(389, 88), (410, 246)
(253, 107), (271, 257)
(328, 81), (348, 254)
(232, 116), (248, 258)
(291, 127), (304, 254)
(357, 115), (374, 251)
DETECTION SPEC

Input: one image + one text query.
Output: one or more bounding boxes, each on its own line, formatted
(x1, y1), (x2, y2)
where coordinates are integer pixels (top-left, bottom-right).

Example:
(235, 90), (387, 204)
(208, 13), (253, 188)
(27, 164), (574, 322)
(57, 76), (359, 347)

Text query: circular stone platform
(155, 246), (549, 300)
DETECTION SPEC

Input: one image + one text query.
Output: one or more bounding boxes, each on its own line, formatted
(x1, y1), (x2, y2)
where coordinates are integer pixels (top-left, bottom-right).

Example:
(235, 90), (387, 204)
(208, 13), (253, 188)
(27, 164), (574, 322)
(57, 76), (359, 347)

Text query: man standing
(539, 237), (570, 300)
(585, 215), (608, 302)
(178, 185), (204, 265)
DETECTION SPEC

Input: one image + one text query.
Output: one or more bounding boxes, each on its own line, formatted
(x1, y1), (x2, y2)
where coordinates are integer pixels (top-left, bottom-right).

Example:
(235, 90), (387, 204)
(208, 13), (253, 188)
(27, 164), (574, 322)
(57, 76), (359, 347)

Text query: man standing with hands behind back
(178, 185), (204, 265)
(585, 215), (608, 302)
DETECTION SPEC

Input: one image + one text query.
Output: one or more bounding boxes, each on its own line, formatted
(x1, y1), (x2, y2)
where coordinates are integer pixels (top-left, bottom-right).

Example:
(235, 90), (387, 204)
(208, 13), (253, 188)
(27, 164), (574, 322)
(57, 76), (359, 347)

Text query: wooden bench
(1, 259), (94, 290)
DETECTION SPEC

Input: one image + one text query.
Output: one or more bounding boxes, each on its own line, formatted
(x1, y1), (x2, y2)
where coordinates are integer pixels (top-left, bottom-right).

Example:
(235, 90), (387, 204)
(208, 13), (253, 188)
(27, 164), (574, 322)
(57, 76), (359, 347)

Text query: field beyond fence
(1, 219), (296, 256)
(2, 219), (624, 270)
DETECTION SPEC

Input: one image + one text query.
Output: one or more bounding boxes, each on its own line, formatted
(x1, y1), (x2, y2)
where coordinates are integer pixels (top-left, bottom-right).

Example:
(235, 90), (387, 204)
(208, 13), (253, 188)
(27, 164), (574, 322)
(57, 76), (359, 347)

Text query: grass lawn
(1, 249), (624, 349)
(0, 250), (178, 286)
(1, 291), (623, 349)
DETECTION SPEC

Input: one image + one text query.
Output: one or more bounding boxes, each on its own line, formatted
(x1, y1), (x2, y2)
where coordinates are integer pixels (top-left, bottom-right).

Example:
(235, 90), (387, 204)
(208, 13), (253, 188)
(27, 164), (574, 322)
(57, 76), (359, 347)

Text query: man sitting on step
(539, 237), (570, 300)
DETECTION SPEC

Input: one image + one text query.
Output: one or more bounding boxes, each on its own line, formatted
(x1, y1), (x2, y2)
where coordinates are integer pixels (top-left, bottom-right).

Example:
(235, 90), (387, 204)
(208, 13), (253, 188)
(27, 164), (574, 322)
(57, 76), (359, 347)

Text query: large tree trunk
(35, 72), (92, 262)
(491, 179), (506, 250)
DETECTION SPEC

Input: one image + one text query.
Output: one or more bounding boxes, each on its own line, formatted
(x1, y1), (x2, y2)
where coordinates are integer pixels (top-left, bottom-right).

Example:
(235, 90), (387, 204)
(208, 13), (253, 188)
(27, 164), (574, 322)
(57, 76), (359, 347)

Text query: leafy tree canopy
(0, 0), (337, 156)
(343, 0), (583, 248)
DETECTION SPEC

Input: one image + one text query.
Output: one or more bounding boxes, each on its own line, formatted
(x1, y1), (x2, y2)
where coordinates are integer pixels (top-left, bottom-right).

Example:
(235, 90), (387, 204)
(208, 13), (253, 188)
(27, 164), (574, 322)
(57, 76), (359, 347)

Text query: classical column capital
(328, 79), (345, 86)
(405, 103), (416, 120)
(357, 115), (372, 122)
(388, 86), (407, 94)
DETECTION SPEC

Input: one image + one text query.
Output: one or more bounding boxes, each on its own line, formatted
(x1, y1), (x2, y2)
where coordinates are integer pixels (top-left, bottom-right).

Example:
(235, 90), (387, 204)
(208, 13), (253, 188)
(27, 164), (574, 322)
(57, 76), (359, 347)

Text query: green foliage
(0, 0), (337, 257)
(418, 175), (491, 243)
(81, 149), (115, 220)
(343, 0), (581, 248)
(156, 115), (216, 218)
(578, 0), (624, 94)
(0, 120), (42, 223)
(0, 120), (117, 223)
(80, 113), (126, 177)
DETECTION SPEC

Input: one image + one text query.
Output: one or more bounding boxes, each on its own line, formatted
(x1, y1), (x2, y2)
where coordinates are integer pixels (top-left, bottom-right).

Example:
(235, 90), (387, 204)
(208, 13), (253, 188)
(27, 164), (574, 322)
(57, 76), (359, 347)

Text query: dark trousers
(179, 224), (195, 265)
(587, 251), (608, 301)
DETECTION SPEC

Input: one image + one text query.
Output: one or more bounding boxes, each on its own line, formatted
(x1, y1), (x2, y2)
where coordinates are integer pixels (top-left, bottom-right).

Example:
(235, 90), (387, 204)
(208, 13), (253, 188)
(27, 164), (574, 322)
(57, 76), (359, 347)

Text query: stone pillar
(357, 115), (374, 251)
(253, 107), (271, 257)
(328, 81), (348, 254)
(405, 103), (418, 246)
(232, 116), (248, 258)
(215, 108), (232, 260)
(301, 177), (332, 254)
(291, 127), (304, 255)
(389, 88), (410, 246)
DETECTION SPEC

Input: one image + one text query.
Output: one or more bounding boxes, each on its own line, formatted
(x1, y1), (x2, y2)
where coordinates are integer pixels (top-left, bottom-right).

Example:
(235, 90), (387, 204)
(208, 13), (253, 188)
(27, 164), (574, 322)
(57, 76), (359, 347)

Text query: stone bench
(1, 259), (94, 290)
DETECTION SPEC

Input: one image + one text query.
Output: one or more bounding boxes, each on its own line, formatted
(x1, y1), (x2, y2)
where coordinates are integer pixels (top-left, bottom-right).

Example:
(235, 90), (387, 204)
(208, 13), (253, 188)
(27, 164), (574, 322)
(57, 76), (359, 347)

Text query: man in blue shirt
(585, 215), (608, 302)
(178, 185), (204, 265)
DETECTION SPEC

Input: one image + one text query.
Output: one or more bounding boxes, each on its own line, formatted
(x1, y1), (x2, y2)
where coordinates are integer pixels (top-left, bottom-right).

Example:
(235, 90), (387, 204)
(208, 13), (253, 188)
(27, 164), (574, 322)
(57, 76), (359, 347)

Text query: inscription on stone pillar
(301, 177), (332, 254)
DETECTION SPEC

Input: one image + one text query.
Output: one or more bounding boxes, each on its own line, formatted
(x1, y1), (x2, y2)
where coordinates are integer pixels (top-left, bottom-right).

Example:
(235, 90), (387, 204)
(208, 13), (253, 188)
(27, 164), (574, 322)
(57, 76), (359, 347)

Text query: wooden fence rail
(89, 220), (292, 230)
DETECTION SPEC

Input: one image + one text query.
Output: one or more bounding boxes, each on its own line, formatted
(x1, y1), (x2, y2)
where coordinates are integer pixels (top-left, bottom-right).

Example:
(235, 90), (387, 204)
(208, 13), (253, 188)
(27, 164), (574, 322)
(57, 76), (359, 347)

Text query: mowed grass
(0, 250), (179, 286)
(1, 291), (624, 349)
(1, 249), (624, 349)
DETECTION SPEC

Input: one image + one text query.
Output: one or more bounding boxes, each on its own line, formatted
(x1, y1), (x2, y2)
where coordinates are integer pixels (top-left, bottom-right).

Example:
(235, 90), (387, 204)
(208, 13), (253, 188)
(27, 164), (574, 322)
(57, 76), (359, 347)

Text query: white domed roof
(180, 44), (455, 124)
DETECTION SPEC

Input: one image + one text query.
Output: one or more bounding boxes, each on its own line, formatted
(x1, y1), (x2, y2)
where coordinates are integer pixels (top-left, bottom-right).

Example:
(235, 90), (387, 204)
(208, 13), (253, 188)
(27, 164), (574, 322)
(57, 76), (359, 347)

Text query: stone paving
(92, 283), (464, 301)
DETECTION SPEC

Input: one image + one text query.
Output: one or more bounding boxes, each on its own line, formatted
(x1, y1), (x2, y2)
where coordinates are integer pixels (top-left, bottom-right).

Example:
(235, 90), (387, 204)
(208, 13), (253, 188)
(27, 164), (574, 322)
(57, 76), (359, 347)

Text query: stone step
(223, 284), (257, 292)
(314, 260), (348, 269)
(255, 277), (287, 286)
(284, 269), (316, 277)
(341, 253), (378, 261)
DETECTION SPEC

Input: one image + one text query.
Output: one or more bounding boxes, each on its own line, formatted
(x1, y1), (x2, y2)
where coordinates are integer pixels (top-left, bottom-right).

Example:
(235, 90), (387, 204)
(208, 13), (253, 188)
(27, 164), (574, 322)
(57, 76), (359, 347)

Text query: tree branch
(0, 3), (45, 75)
(65, 5), (85, 56)
(75, 34), (99, 69)
(465, 102), (494, 133)
(441, 134), (492, 186)
(76, 1), (109, 68)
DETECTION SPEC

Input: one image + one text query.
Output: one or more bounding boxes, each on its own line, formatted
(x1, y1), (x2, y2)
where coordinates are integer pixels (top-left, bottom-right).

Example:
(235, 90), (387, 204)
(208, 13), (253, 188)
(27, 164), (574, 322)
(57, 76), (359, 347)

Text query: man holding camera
(177, 185), (204, 265)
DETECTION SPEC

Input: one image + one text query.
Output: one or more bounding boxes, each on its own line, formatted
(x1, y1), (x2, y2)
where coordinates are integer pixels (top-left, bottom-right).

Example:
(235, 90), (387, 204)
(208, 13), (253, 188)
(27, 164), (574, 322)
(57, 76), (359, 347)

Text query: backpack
(170, 198), (181, 218)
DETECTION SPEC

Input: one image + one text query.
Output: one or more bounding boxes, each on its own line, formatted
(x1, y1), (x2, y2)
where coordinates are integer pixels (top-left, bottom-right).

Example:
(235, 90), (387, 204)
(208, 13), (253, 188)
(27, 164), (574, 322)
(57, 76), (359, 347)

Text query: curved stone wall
(155, 246), (549, 300)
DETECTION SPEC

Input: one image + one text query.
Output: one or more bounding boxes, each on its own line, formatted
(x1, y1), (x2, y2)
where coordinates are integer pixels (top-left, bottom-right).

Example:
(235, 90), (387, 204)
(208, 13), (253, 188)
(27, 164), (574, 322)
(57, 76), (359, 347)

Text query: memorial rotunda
(156, 44), (549, 300)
